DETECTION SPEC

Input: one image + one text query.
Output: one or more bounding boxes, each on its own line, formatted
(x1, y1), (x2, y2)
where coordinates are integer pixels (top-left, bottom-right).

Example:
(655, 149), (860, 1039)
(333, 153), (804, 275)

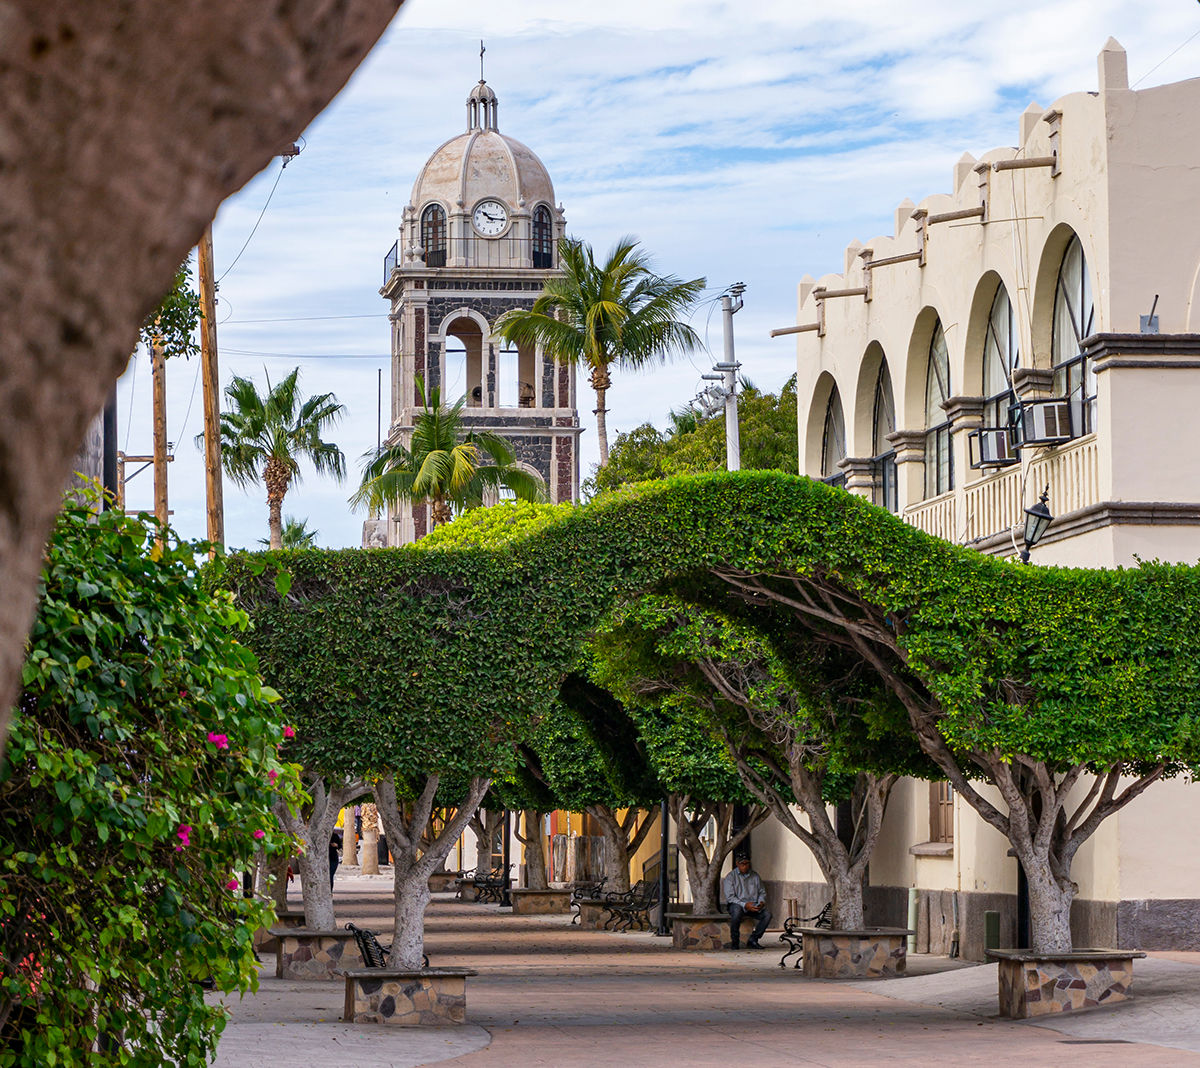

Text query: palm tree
(258, 515), (318, 549)
(206, 368), (345, 549)
(350, 377), (544, 528)
(495, 236), (705, 467)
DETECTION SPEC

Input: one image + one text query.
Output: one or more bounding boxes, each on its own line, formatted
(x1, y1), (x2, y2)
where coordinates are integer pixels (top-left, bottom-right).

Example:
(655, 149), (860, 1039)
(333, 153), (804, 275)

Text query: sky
(115, 0), (1200, 550)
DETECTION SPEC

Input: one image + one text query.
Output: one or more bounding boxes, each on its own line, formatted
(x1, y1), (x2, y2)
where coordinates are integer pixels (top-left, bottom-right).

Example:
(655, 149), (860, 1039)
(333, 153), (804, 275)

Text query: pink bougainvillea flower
(206, 732), (229, 749)
(176, 825), (192, 851)
(267, 769), (279, 787)
(283, 725), (295, 739)
(227, 879), (240, 891)
(253, 829), (266, 840)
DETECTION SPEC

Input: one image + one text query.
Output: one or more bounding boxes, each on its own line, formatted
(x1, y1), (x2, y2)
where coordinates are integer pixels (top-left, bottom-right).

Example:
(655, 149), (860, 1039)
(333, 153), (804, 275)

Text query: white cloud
(116, 0), (1200, 548)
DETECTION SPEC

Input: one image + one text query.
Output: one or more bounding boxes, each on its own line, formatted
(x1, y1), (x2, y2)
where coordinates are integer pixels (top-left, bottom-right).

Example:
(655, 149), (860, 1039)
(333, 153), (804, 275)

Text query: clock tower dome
(373, 78), (580, 545)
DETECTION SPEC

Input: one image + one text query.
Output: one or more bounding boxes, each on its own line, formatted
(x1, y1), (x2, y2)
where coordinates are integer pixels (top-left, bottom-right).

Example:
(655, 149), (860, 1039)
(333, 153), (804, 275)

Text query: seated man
(722, 854), (772, 949)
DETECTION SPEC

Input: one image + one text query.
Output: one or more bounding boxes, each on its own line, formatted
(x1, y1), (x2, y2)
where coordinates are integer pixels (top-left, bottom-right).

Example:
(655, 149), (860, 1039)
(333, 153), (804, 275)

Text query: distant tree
(586, 378), (797, 496)
(208, 368), (346, 550)
(495, 237), (705, 467)
(351, 377), (544, 528)
(139, 261), (202, 361)
(258, 514), (318, 549)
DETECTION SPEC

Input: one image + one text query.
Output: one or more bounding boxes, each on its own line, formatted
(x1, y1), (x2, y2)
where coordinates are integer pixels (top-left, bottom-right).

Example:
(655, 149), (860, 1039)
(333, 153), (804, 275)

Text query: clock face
(472, 199), (509, 237)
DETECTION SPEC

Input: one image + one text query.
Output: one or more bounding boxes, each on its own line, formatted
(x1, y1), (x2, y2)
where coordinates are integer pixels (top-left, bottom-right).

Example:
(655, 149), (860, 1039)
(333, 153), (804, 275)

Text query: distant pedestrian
(329, 829), (342, 891)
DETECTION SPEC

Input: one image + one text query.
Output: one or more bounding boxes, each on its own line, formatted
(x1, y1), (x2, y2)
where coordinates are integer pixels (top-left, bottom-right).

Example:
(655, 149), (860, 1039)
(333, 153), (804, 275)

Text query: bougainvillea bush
(0, 501), (297, 1066)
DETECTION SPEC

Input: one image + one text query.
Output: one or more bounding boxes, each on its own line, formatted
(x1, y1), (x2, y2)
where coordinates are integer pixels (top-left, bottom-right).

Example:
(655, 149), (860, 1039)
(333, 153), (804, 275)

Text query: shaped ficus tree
(230, 471), (1200, 956)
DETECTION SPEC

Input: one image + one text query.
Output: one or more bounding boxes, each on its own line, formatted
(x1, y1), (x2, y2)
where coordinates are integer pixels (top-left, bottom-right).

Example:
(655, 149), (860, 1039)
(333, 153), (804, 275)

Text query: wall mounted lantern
(1019, 485), (1053, 563)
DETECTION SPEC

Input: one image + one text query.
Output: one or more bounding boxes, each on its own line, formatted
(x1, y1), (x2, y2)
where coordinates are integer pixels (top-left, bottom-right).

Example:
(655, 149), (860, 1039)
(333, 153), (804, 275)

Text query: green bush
(0, 502), (296, 1066)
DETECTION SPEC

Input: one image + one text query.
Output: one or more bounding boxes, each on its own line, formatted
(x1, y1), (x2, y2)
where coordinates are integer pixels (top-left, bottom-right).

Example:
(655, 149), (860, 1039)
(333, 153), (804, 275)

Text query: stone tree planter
(668, 912), (763, 951)
(343, 967), (478, 1025)
(575, 899), (609, 929)
(428, 870), (459, 893)
(273, 928), (363, 980)
(800, 927), (913, 979)
(509, 888), (572, 915)
(254, 907), (306, 954)
(986, 949), (1146, 1018)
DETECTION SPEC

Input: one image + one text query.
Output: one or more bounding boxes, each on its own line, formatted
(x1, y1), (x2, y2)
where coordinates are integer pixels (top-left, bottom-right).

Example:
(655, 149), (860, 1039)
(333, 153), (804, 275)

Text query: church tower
(374, 77), (580, 545)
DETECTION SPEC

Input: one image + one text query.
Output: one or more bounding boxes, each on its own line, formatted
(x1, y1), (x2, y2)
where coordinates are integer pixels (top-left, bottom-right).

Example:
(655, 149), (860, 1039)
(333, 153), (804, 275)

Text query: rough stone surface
(992, 953), (1141, 1018)
(801, 929), (910, 979)
(254, 908), (307, 954)
(274, 930), (363, 981)
(428, 871), (459, 893)
(669, 913), (760, 951)
(344, 969), (472, 1025)
(576, 900), (609, 930)
(509, 889), (572, 915)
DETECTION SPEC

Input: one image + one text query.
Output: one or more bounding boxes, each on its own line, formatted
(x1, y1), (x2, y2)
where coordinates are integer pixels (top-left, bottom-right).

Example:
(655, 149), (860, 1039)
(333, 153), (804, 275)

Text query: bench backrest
(345, 922), (389, 968)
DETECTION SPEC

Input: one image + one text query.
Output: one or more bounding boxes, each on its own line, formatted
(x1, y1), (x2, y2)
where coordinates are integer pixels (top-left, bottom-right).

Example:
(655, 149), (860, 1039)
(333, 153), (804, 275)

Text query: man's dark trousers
(727, 903), (772, 948)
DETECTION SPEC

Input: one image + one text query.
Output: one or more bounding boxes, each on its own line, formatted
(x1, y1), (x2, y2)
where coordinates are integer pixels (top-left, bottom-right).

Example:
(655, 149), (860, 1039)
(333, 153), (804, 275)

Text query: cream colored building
(757, 39), (1200, 958)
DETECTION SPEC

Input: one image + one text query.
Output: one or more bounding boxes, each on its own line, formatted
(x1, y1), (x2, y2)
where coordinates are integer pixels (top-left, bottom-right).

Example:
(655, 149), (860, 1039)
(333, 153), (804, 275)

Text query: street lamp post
(1015, 485), (1053, 947)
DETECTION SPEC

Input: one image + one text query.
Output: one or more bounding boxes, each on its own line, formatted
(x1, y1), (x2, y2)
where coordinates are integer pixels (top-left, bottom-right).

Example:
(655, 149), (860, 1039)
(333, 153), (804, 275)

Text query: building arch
(804, 371), (841, 479)
(1030, 223), (1095, 372)
(420, 202), (449, 268)
(439, 310), (489, 407)
(902, 305), (946, 429)
(852, 341), (888, 457)
(532, 204), (554, 269)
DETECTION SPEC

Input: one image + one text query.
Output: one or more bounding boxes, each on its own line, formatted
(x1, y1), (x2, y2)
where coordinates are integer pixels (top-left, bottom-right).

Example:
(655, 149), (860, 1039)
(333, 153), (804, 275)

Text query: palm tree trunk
(430, 496), (453, 528)
(263, 457), (291, 550)
(589, 365), (612, 467)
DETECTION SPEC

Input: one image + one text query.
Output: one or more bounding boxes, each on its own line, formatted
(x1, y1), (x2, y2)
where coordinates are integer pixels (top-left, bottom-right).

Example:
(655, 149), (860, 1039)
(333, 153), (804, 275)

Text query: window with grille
(924, 322), (953, 498)
(929, 781), (954, 844)
(871, 360), (897, 512)
(532, 206), (553, 268)
(420, 204), (447, 268)
(983, 285), (1019, 430)
(821, 385), (847, 488)
(1052, 235), (1096, 435)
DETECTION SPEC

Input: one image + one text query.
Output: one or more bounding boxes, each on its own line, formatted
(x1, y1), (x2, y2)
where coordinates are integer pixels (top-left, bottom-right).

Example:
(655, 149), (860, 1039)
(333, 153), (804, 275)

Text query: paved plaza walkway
(211, 870), (1200, 1066)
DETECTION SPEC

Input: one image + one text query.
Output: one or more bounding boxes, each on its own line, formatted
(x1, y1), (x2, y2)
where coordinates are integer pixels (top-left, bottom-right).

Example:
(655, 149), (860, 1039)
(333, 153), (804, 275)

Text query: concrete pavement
(210, 870), (1200, 1066)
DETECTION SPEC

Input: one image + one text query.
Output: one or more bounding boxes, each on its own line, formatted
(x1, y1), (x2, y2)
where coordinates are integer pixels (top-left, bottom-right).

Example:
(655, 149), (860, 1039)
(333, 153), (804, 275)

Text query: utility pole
(197, 224), (224, 549)
(151, 332), (169, 532)
(701, 282), (746, 471)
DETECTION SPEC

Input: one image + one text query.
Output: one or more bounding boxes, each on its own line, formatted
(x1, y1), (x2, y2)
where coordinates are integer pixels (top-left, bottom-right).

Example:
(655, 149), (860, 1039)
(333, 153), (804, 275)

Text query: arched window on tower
(532, 206), (554, 269)
(421, 205), (447, 268)
(924, 322), (953, 499)
(821, 386), (847, 489)
(871, 361), (897, 512)
(1052, 235), (1096, 435)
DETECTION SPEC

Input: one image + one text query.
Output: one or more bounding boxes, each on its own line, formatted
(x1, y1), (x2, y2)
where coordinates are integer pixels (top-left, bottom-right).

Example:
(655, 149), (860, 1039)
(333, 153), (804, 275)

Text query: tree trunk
(470, 808), (501, 873)
(519, 811), (549, 889)
(376, 774), (490, 969)
(828, 859), (865, 931)
(263, 853), (291, 910)
(1021, 853), (1075, 953)
(587, 804), (657, 893)
(672, 798), (766, 915)
(590, 365), (612, 467)
(0, 0), (402, 761)
(274, 774), (366, 930)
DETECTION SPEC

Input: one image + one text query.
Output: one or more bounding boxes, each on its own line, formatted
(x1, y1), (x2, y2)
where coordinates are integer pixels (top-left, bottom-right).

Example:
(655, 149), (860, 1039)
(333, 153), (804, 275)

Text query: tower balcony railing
(385, 237), (556, 279)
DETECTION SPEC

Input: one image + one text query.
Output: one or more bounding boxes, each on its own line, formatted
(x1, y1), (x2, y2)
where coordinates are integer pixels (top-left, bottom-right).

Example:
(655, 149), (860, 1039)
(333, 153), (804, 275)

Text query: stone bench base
(668, 912), (763, 951)
(509, 888), (572, 915)
(800, 927), (912, 979)
(575, 900), (609, 929)
(987, 949), (1146, 1018)
(273, 929), (363, 980)
(343, 968), (477, 1025)
(428, 871), (459, 893)
(254, 908), (306, 954)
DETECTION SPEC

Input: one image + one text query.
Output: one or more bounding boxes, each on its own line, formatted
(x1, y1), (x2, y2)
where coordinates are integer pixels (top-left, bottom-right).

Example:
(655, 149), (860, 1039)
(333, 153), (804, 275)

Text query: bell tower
(373, 76), (580, 545)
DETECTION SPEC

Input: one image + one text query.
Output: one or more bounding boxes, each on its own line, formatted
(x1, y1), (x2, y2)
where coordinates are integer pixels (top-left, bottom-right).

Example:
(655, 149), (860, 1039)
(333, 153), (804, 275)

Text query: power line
(216, 162), (286, 284)
(1131, 25), (1200, 89)
(221, 347), (390, 361)
(225, 313), (387, 324)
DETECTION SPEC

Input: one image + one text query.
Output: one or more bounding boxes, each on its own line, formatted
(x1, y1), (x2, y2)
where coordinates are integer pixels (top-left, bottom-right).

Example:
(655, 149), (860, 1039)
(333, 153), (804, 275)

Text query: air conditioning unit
(969, 427), (1018, 469)
(1019, 399), (1073, 446)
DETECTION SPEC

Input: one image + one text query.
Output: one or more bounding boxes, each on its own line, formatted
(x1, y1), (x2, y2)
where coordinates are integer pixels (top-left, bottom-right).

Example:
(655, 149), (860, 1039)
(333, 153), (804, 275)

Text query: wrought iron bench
(777, 903), (832, 969)
(345, 922), (429, 969)
(473, 864), (512, 904)
(570, 875), (607, 924)
(603, 879), (661, 932)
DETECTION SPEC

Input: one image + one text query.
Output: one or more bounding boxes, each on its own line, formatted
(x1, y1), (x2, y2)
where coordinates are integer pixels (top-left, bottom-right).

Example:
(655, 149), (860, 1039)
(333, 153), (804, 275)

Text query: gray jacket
(722, 867), (765, 908)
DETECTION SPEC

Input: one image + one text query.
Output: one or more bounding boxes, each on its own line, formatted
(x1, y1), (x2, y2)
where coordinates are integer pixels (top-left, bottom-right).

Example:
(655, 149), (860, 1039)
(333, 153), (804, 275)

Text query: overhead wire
(216, 161), (286, 284)
(1131, 25), (1200, 89)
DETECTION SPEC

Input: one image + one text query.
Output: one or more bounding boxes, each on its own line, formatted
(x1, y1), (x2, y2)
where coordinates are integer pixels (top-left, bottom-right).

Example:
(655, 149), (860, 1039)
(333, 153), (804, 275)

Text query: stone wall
(343, 969), (472, 1026)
